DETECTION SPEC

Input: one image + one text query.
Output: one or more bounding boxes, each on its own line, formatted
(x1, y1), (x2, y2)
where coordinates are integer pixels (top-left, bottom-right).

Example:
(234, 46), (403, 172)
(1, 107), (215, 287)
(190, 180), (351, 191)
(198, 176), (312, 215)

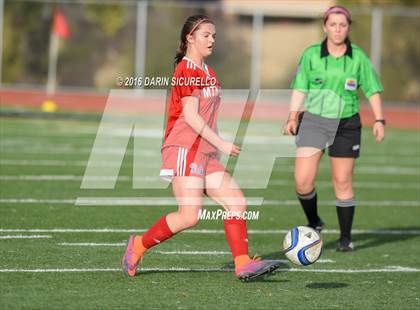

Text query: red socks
(135, 216), (251, 269)
(141, 216), (174, 249)
(224, 218), (250, 266)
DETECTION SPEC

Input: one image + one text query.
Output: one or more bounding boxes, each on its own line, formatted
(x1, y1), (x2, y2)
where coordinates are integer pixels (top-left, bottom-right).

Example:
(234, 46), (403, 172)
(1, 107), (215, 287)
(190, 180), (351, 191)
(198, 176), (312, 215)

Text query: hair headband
(188, 19), (210, 36)
(323, 6), (352, 23)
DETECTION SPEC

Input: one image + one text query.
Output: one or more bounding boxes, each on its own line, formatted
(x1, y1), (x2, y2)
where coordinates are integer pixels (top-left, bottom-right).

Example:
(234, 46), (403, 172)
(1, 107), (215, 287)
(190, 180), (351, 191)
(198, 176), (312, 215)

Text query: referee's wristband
(375, 119), (386, 125)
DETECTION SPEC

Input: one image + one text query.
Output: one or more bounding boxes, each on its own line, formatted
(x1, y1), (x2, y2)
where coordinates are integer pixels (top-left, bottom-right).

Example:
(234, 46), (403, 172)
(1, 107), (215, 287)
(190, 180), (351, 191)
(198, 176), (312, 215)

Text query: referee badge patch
(344, 78), (357, 91)
(295, 64), (301, 75)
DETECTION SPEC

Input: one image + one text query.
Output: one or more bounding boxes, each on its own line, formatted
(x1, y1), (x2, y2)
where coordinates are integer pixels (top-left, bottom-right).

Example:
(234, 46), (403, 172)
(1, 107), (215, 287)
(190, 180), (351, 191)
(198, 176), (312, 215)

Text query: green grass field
(0, 116), (419, 309)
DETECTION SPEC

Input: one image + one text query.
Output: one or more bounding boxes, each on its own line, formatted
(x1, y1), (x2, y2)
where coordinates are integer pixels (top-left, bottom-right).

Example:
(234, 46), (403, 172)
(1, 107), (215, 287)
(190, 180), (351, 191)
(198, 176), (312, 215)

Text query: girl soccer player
(122, 15), (280, 280)
(284, 6), (385, 251)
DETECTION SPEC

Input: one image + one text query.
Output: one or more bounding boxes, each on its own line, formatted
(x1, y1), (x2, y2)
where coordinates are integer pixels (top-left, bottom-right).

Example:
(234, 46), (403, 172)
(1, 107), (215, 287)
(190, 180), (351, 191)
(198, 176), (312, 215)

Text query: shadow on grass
(134, 259), (291, 282)
(246, 278), (290, 284)
(306, 282), (348, 289)
(323, 226), (420, 251)
(136, 267), (290, 283)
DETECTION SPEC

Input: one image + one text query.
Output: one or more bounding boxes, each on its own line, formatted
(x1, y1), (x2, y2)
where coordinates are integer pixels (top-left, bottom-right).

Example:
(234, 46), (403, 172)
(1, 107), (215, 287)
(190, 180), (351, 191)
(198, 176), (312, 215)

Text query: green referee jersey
(291, 39), (384, 119)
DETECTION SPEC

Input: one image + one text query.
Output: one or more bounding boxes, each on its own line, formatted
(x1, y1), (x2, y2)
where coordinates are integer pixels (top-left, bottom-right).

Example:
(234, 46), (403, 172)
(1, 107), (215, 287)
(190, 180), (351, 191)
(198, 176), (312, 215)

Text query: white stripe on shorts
(177, 148), (182, 176)
(183, 148), (188, 176)
(177, 147), (188, 177)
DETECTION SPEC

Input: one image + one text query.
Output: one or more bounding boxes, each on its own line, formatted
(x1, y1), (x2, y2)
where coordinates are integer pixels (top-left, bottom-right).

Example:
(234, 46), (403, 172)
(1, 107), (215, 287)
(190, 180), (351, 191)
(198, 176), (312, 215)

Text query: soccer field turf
(0, 116), (419, 309)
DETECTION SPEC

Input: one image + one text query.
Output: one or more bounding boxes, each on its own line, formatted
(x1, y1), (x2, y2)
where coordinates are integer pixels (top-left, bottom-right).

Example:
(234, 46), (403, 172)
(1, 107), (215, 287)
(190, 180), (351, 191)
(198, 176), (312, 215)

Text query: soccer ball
(283, 226), (323, 266)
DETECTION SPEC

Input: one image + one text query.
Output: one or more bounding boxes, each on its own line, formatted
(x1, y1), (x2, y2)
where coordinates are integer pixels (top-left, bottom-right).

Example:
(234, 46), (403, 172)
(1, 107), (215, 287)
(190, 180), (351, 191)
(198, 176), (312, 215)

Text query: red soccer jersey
(163, 57), (221, 154)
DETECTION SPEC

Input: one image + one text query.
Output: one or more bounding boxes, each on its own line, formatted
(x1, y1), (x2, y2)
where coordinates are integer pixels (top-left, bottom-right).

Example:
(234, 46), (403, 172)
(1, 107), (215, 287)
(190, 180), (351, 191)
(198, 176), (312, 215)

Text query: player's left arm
(360, 53), (385, 143)
(368, 93), (385, 143)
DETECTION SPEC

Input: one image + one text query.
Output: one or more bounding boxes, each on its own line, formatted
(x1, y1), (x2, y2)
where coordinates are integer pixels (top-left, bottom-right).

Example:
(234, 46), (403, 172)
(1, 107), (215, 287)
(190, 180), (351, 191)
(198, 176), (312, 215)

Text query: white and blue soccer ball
(283, 226), (323, 266)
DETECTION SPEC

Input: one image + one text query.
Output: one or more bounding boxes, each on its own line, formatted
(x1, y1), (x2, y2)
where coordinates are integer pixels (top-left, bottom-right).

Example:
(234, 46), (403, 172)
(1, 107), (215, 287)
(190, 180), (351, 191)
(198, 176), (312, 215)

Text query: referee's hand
(372, 122), (385, 143)
(283, 119), (298, 136)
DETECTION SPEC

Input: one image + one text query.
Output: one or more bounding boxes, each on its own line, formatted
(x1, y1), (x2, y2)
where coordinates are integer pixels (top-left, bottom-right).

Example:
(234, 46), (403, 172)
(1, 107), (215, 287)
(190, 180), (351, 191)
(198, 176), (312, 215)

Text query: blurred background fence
(0, 0), (419, 104)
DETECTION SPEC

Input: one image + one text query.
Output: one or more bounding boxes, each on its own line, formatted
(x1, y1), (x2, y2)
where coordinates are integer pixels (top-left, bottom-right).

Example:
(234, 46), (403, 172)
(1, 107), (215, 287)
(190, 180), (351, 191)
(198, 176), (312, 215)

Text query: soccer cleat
(307, 219), (325, 233)
(122, 235), (142, 277)
(235, 257), (281, 282)
(336, 238), (354, 252)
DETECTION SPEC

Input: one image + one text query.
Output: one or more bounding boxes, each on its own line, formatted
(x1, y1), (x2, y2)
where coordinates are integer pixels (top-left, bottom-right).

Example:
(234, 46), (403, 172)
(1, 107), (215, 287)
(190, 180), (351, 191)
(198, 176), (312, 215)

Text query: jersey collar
(321, 38), (353, 58)
(182, 56), (210, 76)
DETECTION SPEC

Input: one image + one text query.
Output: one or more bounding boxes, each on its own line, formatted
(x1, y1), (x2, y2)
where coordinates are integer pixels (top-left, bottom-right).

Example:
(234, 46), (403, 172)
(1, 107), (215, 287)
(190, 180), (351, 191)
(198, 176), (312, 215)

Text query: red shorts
(160, 146), (225, 181)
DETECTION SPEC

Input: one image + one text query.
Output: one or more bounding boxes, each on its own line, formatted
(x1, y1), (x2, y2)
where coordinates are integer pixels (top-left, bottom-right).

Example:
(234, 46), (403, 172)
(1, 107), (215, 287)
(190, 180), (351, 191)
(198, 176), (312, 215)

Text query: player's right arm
(182, 96), (240, 156)
(284, 90), (306, 135)
(284, 49), (310, 136)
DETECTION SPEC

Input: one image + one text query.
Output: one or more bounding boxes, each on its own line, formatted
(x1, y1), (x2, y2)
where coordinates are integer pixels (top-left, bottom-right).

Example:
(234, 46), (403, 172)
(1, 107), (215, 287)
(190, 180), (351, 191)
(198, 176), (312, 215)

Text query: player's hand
(283, 119), (298, 136)
(219, 141), (240, 156)
(372, 122), (385, 143)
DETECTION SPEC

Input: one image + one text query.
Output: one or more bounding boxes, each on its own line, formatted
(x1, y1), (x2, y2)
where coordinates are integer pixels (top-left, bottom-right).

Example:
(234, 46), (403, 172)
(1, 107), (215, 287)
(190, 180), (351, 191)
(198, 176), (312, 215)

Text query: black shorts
(296, 112), (361, 158)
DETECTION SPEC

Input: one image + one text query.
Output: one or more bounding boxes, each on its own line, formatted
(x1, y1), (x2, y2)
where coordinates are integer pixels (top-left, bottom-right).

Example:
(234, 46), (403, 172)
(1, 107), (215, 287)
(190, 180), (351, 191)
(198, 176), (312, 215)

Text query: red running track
(0, 88), (418, 130)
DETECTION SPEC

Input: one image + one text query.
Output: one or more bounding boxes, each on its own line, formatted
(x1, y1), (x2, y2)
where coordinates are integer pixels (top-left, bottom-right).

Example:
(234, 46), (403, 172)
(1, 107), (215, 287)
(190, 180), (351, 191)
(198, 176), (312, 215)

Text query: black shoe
(336, 239), (354, 252)
(307, 219), (325, 233)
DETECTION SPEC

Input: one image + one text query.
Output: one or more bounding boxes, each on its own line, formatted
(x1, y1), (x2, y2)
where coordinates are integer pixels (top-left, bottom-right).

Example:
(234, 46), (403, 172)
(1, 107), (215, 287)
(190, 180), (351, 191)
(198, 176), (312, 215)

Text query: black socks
(297, 189), (321, 225)
(336, 198), (356, 242)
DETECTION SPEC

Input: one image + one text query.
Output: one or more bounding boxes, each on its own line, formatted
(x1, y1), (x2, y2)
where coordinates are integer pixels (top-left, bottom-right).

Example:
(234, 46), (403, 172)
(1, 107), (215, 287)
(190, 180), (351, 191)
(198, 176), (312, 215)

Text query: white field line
(0, 175), (132, 181)
(1, 228), (420, 235)
(0, 136), (291, 147)
(0, 145), (407, 158)
(76, 198), (420, 207)
(74, 198), (420, 207)
(155, 251), (233, 256)
(0, 128), (165, 139)
(257, 180), (419, 189)
(0, 197), (264, 206)
(3, 128), (419, 142)
(0, 129), (162, 141)
(263, 200), (420, 207)
(9, 125), (417, 139)
(0, 159), (418, 175)
(0, 235), (52, 239)
(0, 266), (418, 273)
(286, 266), (420, 273)
(1, 147), (419, 165)
(355, 166), (419, 175)
(0, 137), (419, 157)
(0, 199), (75, 204)
(0, 147), (140, 156)
(0, 159), (121, 167)
(0, 198), (418, 207)
(1, 122), (418, 139)
(1, 175), (418, 190)
(1, 127), (419, 143)
(58, 242), (126, 246)
(0, 143), (419, 164)
(0, 175), (162, 182)
(1, 123), (420, 141)
(56, 243), (335, 263)
(58, 244), (229, 255)
(0, 135), (317, 146)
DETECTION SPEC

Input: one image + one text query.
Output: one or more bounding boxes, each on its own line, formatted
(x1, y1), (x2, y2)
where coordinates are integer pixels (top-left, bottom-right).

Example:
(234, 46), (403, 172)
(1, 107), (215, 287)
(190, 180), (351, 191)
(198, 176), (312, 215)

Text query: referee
(284, 6), (385, 251)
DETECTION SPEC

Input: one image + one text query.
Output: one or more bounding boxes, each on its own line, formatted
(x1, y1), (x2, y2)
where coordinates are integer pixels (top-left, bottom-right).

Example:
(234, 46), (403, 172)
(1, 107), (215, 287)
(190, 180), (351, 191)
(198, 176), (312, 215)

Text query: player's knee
(295, 179), (315, 195)
(220, 197), (247, 213)
(333, 176), (352, 192)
